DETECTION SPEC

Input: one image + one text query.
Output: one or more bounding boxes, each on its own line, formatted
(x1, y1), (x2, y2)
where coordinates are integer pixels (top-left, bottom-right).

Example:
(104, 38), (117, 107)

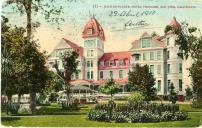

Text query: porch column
(79, 89), (81, 103)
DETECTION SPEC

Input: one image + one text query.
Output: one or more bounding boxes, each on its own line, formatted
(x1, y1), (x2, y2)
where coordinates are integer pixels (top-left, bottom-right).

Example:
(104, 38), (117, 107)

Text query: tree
(4, 0), (65, 39)
(1, 16), (26, 102)
(3, 0), (67, 111)
(43, 71), (64, 94)
(128, 64), (157, 102)
(1, 16), (49, 113)
(168, 83), (178, 104)
(165, 22), (202, 103)
(99, 78), (119, 119)
(185, 86), (192, 101)
(99, 78), (119, 102)
(54, 50), (79, 107)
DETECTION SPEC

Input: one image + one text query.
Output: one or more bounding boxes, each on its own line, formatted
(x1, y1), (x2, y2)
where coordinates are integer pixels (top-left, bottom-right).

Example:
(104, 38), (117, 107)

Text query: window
(87, 60), (93, 67)
(119, 60), (124, 66)
(150, 65), (154, 74)
(91, 50), (93, 56)
(110, 60), (114, 66)
(142, 38), (151, 48)
(100, 71), (103, 79)
(179, 79), (182, 91)
(100, 61), (104, 66)
(150, 52), (154, 60)
(157, 65), (161, 74)
(87, 61), (90, 67)
(179, 63), (182, 73)
(87, 28), (92, 34)
(105, 61), (109, 66)
(157, 51), (161, 60)
(167, 80), (171, 91)
(143, 52), (146, 61)
(109, 71), (113, 78)
(91, 71), (94, 79)
(167, 51), (170, 59)
(157, 80), (161, 92)
(133, 54), (140, 61)
(167, 64), (170, 74)
(87, 72), (90, 79)
(119, 70), (123, 78)
(167, 37), (170, 46)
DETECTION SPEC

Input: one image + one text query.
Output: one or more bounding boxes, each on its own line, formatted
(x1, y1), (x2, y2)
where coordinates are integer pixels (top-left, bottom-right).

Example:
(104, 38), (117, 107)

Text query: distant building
(47, 17), (190, 98)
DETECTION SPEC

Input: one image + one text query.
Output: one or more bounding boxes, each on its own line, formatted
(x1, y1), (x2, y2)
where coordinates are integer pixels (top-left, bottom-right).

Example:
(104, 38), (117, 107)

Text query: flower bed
(88, 102), (188, 123)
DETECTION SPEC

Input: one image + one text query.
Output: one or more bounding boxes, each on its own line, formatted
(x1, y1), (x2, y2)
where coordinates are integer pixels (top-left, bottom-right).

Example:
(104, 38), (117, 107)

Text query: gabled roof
(169, 16), (181, 29)
(141, 32), (150, 38)
(130, 32), (166, 50)
(99, 51), (131, 61)
(62, 38), (83, 57)
(82, 17), (105, 41)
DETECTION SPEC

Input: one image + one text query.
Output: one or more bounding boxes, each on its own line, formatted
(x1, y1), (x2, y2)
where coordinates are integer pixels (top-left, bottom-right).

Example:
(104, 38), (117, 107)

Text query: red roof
(99, 51), (131, 61)
(169, 17), (181, 31)
(70, 79), (92, 85)
(82, 17), (105, 41)
(92, 78), (128, 85)
(70, 78), (128, 85)
(63, 38), (83, 57)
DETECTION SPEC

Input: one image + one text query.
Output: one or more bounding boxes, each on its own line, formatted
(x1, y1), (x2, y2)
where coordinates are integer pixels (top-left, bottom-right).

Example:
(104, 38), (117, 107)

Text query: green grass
(1, 103), (202, 127)
(179, 104), (202, 112)
(1, 112), (202, 127)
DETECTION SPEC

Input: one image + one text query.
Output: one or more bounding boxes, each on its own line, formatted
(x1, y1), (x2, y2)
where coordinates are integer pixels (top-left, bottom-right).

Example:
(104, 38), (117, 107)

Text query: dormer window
(100, 61), (104, 66)
(109, 60), (114, 66)
(87, 28), (92, 34)
(119, 59), (124, 66)
(142, 38), (151, 48)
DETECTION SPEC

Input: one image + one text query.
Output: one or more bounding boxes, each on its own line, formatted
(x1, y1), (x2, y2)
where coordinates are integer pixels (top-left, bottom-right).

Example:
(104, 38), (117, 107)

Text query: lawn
(179, 104), (202, 112)
(1, 103), (202, 127)
(1, 112), (202, 127)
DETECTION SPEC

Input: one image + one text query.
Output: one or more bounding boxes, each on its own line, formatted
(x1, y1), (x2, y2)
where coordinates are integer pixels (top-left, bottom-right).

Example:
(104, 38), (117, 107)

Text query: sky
(1, 0), (202, 54)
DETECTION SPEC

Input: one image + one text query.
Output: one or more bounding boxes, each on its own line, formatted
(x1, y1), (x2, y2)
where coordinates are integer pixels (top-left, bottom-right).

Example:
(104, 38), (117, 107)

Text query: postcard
(1, 0), (202, 127)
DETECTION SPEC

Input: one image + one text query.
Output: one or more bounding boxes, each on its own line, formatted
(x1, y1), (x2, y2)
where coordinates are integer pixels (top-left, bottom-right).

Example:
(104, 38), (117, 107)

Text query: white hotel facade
(47, 17), (190, 100)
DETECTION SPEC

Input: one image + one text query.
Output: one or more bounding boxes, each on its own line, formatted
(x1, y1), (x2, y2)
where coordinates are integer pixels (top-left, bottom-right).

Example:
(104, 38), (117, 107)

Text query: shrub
(18, 107), (31, 114)
(139, 110), (154, 122)
(128, 91), (144, 104)
(185, 86), (192, 101)
(88, 103), (187, 123)
(168, 83), (178, 104)
(6, 102), (20, 115)
(174, 111), (188, 120)
(88, 109), (110, 122)
(128, 112), (140, 123)
(161, 111), (174, 121)
(192, 100), (202, 108)
(62, 102), (80, 110)
(112, 112), (127, 123)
